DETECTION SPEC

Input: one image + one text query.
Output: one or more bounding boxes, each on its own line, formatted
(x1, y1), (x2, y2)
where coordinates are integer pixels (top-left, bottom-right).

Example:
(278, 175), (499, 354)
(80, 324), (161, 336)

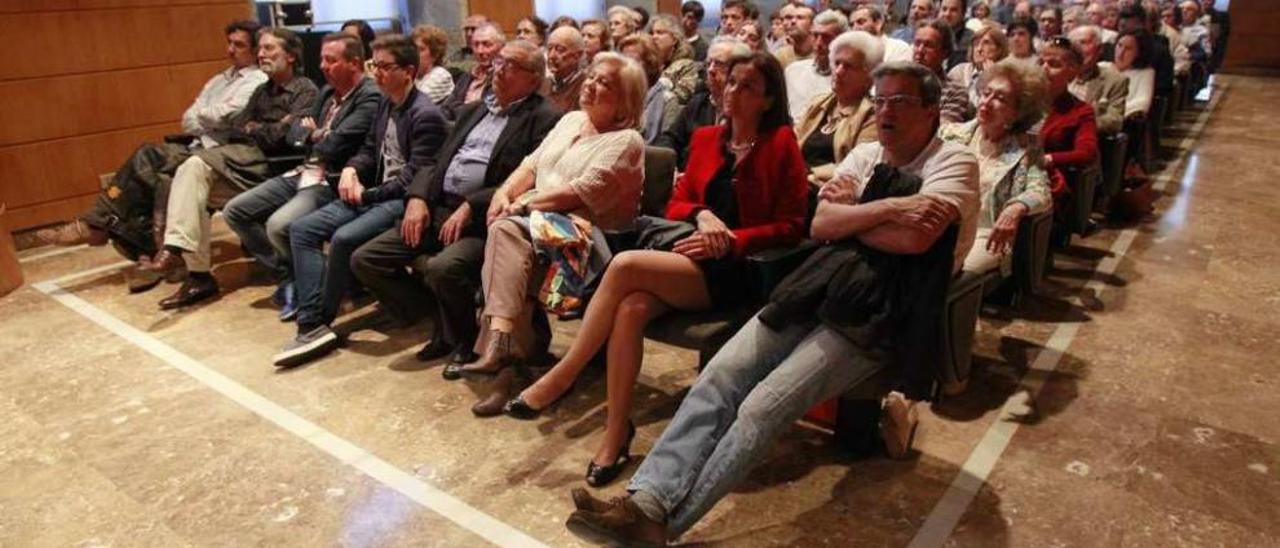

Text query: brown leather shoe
(459, 330), (516, 375)
(571, 487), (612, 513)
(565, 495), (667, 547)
(471, 366), (527, 417)
(158, 275), (218, 310)
(124, 263), (164, 294)
(144, 248), (186, 278)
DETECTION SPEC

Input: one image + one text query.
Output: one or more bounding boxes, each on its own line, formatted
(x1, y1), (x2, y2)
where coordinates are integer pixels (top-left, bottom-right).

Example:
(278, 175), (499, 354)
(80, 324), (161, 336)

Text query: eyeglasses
(492, 56), (532, 73)
(871, 94), (924, 110)
(371, 61), (405, 73)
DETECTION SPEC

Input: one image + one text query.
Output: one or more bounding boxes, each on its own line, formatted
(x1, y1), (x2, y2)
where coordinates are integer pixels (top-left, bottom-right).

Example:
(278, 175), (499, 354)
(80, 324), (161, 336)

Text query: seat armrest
(746, 240), (820, 301)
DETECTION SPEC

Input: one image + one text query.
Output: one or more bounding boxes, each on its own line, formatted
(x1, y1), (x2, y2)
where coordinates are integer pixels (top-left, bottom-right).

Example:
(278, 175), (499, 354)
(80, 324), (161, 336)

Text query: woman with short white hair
(606, 5), (642, 43)
(794, 30), (883, 183)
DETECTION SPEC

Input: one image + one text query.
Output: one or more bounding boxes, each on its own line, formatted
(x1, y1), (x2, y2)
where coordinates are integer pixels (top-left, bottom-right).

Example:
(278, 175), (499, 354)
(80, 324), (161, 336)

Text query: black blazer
(441, 71), (491, 120)
(308, 78), (382, 180)
(407, 93), (562, 230)
(653, 90), (718, 170)
(346, 86), (448, 203)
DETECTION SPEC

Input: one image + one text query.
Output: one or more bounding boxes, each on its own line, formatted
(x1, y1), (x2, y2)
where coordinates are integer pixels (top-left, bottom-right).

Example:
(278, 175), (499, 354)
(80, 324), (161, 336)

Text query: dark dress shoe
(503, 381), (575, 420)
(415, 339), (454, 362)
(565, 495), (666, 548)
(124, 264), (164, 294)
(144, 248), (185, 277)
(570, 487), (612, 514)
(471, 367), (527, 417)
(158, 275), (218, 310)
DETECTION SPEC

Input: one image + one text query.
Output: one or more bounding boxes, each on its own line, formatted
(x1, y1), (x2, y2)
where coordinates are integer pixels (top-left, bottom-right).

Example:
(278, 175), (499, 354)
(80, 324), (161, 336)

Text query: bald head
(546, 26), (585, 78)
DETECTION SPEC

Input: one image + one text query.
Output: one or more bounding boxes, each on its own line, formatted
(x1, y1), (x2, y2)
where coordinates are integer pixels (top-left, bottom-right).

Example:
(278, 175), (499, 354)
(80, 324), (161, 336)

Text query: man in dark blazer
(351, 40), (561, 367)
(222, 33), (382, 320)
(272, 34), (448, 367)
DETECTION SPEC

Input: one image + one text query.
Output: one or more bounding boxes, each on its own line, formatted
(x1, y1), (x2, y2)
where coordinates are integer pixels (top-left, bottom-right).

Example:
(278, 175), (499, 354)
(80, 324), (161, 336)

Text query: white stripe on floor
(32, 281), (549, 548)
(909, 89), (1224, 548)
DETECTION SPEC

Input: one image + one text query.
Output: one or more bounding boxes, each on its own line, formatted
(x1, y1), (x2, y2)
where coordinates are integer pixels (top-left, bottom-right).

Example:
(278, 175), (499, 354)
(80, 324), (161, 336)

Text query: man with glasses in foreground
(565, 61), (978, 546)
(272, 34), (447, 367)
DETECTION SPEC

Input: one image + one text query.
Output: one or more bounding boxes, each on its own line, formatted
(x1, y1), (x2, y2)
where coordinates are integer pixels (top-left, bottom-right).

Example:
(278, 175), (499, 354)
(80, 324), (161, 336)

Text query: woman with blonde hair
(503, 52), (808, 487)
(940, 58), (1052, 275)
(454, 52), (649, 415)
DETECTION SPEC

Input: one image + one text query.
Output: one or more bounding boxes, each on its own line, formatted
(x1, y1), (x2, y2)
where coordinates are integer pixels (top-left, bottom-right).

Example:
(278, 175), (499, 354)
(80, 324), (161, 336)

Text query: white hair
(829, 30), (885, 70)
(607, 5), (642, 27)
(814, 9), (850, 31)
(709, 35), (752, 60)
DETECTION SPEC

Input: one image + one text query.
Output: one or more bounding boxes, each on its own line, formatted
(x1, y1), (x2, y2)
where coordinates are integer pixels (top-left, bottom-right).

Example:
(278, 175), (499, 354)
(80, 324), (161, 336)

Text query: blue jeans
(222, 175), (336, 282)
(290, 198), (405, 329)
(627, 314), (884, 536)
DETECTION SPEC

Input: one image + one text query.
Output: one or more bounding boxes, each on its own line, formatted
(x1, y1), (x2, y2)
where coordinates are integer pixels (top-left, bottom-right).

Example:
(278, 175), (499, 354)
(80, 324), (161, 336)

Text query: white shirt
(785, 59), (832, 123)
(881, 36), (913, 64)
(181, 65), (267, 148)
(1102, 62), (1155, 117)
(834, 138), (980, 271)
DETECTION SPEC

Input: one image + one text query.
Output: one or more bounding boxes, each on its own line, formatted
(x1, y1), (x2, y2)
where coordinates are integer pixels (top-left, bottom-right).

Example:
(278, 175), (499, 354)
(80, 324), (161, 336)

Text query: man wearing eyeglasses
(349, 40), (561, 369)
(655, 37), (752, 169)
(565, 61), (977, 546)
(273, 34), (448, 367)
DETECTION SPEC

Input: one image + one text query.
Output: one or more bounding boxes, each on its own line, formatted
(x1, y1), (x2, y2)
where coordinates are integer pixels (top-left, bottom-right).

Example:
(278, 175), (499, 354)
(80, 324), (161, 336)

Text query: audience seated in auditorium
(1200, 0), (1230, 73)
(949, 23), (1010, 109)
(786, 9), (848, 122)
(56, 19), (267, 293)
(608, 6), (643, 44)
(455, 53), (648, 416)
(550, 15), (579, 32)
(1087, 2), (1121, 44)
(516, 16), (549, 49)
(1159, 2), (1192, 77)
(914, 20), (975, 123)
(1035, 6), (1065, 51)
(650, 14), (702, 104)
(1068, 25), (1129, 134)
(891, 0), (934, 43)
(774, 2), (817, 68)
(272, 35), (448, 367)
(939, 0), (974, 69)
(1104, 29), (1156, 179)
(681, 1), (710, 61)
(619, 34), (680, 145)
(1038, 38), (1099, 211)
(541, 26), (586, 114)
(1178, 1), (1211, 65)
(581, 18), (612, 60)
(767, 8), (787, 52)
(1125, 3), (1173, 98)
(967, 1), (995, 34)
(565, 61), (979, 546)
(221, 33), (381, 322)
(341, 19), (377, 75)
(444, 22), (505, 117)
(795, 30), (883, 184)
(504, 51), (809, 487)
(144, 28), (319, 309)
(849, 3), (913, 64)
(350, 40), (561, 368)
(412, 25), (455, 106)
(448, 14), (489, 75)
(654, 37), (751, 169)
(939, 59), (1051, 274)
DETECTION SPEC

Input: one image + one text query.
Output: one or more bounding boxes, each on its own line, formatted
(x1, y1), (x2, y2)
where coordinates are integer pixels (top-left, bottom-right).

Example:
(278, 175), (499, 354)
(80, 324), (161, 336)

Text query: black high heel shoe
(502, 381), (576, 420)
(585, 422), (636, 487)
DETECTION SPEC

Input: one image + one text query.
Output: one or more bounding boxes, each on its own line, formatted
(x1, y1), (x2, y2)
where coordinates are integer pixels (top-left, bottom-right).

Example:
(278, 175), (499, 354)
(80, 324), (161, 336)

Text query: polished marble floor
(2, 75), (1277, 547)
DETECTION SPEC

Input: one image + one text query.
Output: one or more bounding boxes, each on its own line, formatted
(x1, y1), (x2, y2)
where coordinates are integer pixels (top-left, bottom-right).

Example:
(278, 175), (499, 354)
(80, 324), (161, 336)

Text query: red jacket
(1042, 93), (1099, 197)
(666, 124), (809, 259)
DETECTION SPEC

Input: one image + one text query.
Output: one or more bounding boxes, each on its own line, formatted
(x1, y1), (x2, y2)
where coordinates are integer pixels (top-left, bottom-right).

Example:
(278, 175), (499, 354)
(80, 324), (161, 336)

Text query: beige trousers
(163, 156), (238, 272)
(475, 218), (546, 358)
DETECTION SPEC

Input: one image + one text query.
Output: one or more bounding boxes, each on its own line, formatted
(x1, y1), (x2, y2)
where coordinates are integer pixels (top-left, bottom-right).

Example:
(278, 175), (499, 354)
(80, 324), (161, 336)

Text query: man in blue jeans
(565, 62), (978, 545)
(222, 32), (381, 321)
(272, 34), (447, 367)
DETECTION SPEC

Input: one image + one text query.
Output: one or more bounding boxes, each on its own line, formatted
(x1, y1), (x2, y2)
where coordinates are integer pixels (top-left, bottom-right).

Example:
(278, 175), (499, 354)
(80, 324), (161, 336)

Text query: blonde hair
(411, 24), (448, 66)
(591, 52), (647, 131)
(980, 58), (1049, 133)
(970, 22), (1009, 64)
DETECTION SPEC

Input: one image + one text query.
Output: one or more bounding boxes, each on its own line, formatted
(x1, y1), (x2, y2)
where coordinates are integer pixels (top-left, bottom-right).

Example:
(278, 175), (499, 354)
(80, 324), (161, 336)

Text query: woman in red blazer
(1039, 38), (1099, 210)
(502, 52), (809, 486)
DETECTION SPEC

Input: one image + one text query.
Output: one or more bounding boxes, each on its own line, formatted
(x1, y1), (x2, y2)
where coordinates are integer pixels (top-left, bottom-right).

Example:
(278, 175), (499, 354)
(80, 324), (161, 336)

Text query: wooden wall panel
(1, 3), (246, 82)
(1223, 0), (1280, 71)
(0, 123), (181, 211)
(0, 60), (225, 147)
(467, 0), (533, 36)
(0, 0), (249, 231)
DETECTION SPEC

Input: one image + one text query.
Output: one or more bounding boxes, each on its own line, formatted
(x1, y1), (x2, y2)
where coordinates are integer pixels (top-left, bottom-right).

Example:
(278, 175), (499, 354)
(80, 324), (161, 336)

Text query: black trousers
(350, 205), (485, 349)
